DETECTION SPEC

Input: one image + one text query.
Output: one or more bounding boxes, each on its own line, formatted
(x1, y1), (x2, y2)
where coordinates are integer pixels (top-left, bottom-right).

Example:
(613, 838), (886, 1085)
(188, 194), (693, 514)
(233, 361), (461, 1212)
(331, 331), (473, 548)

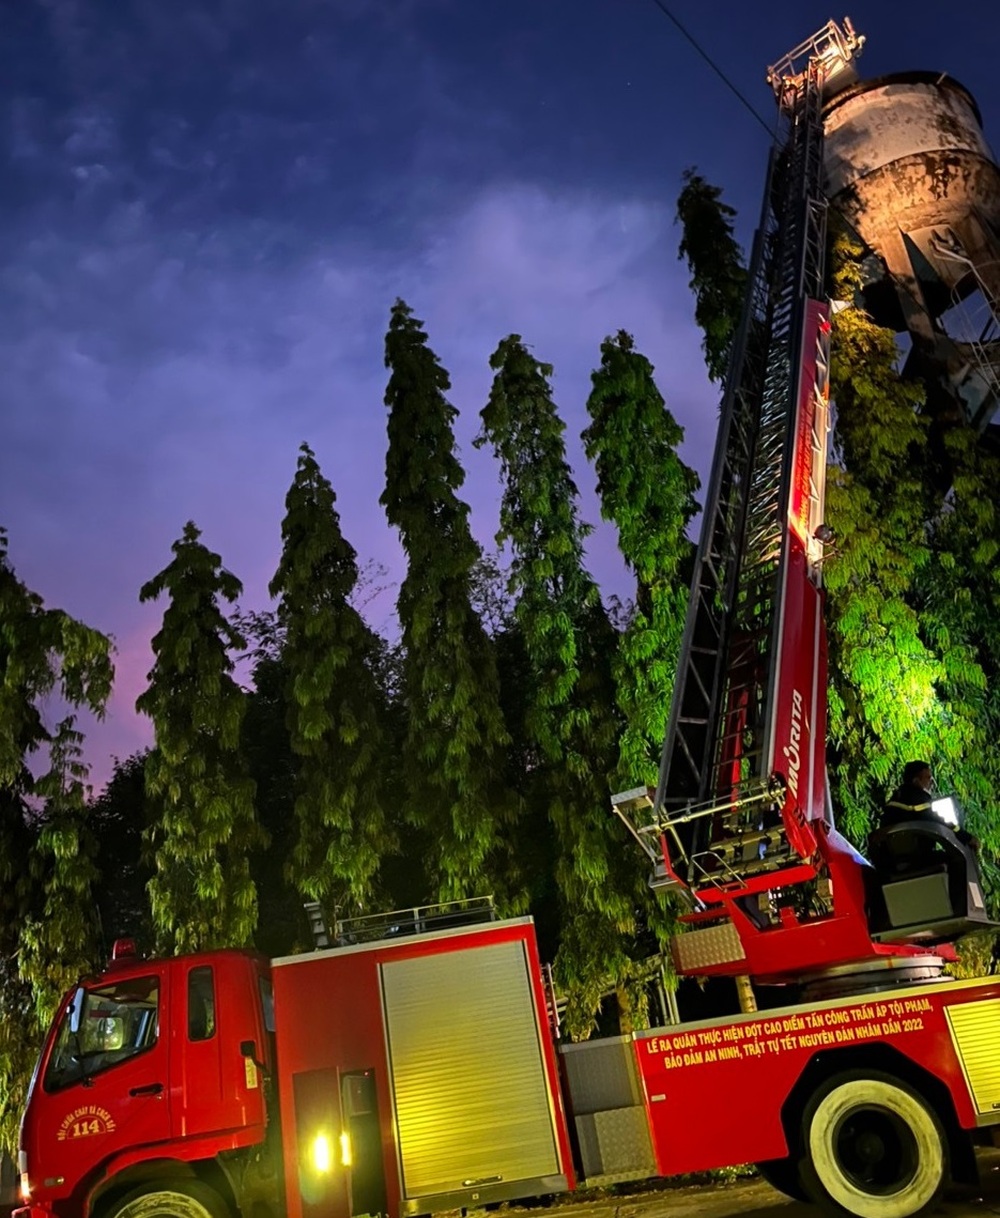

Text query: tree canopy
(4, 178), (1000, 1155)
(137, 521), (262, 954)
(382, 300), (520, 906)
(270, 442), (393, 918)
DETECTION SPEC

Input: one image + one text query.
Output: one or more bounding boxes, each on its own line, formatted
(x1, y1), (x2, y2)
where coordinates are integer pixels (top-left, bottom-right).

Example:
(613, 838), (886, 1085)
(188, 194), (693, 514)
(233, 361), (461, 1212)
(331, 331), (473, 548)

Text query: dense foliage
(479, 334), (658, 1035)
(382, 301), (520, 906)
(583, 330), (700, 787)
(0, 530), (113, 1151)
(270, 443), (393, 920)
(675, 169), (748, 384)
(823, 228), (1000, 879)
(3, 173), (1000, 1153)
(137, 522), (262, 954)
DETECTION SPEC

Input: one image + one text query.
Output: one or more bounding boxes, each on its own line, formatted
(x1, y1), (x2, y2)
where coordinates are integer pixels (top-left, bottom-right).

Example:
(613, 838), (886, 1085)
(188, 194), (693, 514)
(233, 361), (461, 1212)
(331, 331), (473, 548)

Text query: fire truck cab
(17, 942), (276, 1218)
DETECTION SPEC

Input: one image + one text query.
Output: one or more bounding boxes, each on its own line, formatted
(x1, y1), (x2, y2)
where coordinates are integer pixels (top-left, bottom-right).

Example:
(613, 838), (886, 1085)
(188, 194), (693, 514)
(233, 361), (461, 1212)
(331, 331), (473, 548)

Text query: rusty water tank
(822, 72), (1000, 427)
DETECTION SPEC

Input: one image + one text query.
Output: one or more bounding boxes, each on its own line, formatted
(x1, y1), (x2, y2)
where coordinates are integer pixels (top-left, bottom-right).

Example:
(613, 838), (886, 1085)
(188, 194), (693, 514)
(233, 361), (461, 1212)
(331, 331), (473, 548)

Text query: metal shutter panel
(946, 999), (1000, 1117)
(381, 940), (559, 1199)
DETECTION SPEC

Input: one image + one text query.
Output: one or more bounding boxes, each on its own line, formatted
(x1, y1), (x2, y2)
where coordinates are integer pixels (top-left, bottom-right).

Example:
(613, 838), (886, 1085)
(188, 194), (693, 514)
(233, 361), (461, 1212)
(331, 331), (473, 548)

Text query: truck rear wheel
(106, 1181), (230, 1218)
(800, 1070), (948, 1217)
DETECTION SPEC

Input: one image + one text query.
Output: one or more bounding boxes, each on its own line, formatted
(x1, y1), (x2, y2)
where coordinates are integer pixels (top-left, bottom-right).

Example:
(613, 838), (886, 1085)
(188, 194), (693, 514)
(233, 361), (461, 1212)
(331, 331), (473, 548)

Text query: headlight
(20, 1173), (30, 1201)
(311, 1133), (332, 1174)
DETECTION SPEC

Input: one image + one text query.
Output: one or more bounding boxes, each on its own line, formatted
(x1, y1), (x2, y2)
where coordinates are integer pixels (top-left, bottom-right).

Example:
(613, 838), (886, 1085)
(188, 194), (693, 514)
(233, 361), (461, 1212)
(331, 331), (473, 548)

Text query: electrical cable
(644, 0), (775, 137)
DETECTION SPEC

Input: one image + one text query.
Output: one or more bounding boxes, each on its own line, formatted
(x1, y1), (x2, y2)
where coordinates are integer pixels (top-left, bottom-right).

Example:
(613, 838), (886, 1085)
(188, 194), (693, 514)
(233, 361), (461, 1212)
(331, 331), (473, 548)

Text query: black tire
(799, 1070), (948, 1218)
(106, 1181), (231, 1218)
(755, 1157), (810, 1202)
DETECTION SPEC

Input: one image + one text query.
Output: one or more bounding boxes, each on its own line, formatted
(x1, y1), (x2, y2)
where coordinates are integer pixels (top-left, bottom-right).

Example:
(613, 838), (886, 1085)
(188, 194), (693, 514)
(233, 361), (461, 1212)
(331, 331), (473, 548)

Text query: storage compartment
(381, 941), (566, 1212)
(560, 1037), (656, 1182)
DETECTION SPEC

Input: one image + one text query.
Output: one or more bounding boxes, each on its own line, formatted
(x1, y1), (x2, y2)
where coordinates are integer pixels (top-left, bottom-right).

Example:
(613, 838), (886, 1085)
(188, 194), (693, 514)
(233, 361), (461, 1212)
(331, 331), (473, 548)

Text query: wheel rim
(833, 1104), (918, 1195)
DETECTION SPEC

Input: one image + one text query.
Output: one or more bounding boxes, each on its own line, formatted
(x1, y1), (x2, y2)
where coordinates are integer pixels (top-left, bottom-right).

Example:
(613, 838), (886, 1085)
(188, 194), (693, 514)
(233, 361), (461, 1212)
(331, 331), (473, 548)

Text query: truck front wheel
(106, 1181), (231, 1218)
(800, 1070), (948, 1217)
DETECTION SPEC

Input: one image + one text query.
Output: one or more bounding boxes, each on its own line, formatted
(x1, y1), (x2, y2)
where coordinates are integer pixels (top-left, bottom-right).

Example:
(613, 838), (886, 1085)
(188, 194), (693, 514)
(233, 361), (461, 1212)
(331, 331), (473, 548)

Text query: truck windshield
(44, 976), (159, 1092)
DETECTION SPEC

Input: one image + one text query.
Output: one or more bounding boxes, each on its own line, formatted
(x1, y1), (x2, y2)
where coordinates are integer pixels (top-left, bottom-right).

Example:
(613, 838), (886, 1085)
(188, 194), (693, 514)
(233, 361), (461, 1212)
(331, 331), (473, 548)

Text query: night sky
(3, 1), (999, 788)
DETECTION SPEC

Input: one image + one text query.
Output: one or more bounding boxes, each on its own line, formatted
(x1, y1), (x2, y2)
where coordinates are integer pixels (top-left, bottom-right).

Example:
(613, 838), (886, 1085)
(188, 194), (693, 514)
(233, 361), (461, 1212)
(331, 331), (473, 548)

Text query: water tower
(822, 71), (1000, 430)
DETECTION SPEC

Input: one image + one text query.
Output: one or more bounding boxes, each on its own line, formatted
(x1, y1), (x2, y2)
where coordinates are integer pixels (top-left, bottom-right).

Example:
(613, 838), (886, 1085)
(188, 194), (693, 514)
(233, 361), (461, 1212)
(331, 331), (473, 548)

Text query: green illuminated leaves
(676, 170), (748, 384)
(584, 330), (699, 787)
(137, 522), (262, 953)
(0, 528), (113, 788)
(824, 225), (1000, 858)
(382, 301), (519, 906)
(20, 718), (100, 1026)
(0, 534), (112, 1154)
(479, 334), (641, 1036)
(270, 443), (392, 915)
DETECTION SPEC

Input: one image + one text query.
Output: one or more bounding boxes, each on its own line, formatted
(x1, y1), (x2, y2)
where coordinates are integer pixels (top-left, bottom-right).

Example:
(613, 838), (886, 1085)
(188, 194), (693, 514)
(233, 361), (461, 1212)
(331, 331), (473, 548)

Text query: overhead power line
(644, 0), (775, 137)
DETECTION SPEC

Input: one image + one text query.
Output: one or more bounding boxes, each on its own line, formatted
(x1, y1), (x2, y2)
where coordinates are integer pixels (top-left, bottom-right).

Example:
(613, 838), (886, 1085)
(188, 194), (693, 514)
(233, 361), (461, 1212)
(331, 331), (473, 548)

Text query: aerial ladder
(614, 19), (992, 996)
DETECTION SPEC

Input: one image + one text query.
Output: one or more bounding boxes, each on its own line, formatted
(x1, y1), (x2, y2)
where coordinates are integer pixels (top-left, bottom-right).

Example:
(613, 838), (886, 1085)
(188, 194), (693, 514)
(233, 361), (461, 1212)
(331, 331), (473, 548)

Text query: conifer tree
(0, 529), (112, 1155)
(137, 522), (262, 953)
(479, 334), (643, 1036)
(89, 752), (154, 950)
(583, 331), (699, 786)
(0, 527), (113, 788)
(676, 169), (748, 383)
(270, 443), (393, 919)
(381, 301), (519, 906)
(0, 794), (36, 1157)
(19, 718), (100, 1025)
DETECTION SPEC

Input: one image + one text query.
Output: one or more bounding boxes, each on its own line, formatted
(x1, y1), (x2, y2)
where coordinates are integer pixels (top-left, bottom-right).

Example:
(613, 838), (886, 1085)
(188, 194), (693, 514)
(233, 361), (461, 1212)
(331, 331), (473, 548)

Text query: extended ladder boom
(613, 20), (878, 983)
(655, 21), (855, 866)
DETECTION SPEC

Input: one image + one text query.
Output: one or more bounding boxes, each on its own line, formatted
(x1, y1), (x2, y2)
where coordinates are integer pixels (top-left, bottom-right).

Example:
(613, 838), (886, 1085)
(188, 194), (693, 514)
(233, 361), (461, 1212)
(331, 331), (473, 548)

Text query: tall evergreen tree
(0, 529), (112, 1155)
(583, 330), (700, 786)
(676, 169), (748, 383)
(89, 751), (154, 951)
(381, 301), (519, 906)
(137, 522), (262, 954)
(19, 718), (100, 1026)
(0, 527), (113, 788)
(0, 795), (36, 1158)
(478, 334), (644, 1036)
(270, 443), (393, 920)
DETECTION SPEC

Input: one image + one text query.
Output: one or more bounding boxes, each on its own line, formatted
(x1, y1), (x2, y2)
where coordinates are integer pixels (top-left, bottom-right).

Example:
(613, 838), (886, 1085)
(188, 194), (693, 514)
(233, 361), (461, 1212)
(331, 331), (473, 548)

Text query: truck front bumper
(13, 1205), (55, 1218)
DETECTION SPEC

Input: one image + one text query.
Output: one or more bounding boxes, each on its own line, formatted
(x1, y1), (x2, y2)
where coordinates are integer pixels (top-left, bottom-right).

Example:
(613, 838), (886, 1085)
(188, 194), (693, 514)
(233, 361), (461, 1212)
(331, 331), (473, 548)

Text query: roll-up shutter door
(381, 940), (559, 1199)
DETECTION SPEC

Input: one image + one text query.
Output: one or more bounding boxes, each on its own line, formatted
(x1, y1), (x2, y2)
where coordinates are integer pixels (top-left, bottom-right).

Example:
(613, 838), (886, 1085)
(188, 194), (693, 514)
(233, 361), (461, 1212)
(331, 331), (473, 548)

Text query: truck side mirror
(68, 988), (85, 1035)
(240, 1038), (269, 1079)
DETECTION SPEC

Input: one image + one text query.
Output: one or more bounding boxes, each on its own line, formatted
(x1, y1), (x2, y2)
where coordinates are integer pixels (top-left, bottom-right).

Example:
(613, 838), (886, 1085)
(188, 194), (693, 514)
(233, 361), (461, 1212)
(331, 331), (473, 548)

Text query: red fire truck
(13, 896), (1000, 1218)
(14, 19), (1000, 1218)
(15, 908), (577, 1218)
